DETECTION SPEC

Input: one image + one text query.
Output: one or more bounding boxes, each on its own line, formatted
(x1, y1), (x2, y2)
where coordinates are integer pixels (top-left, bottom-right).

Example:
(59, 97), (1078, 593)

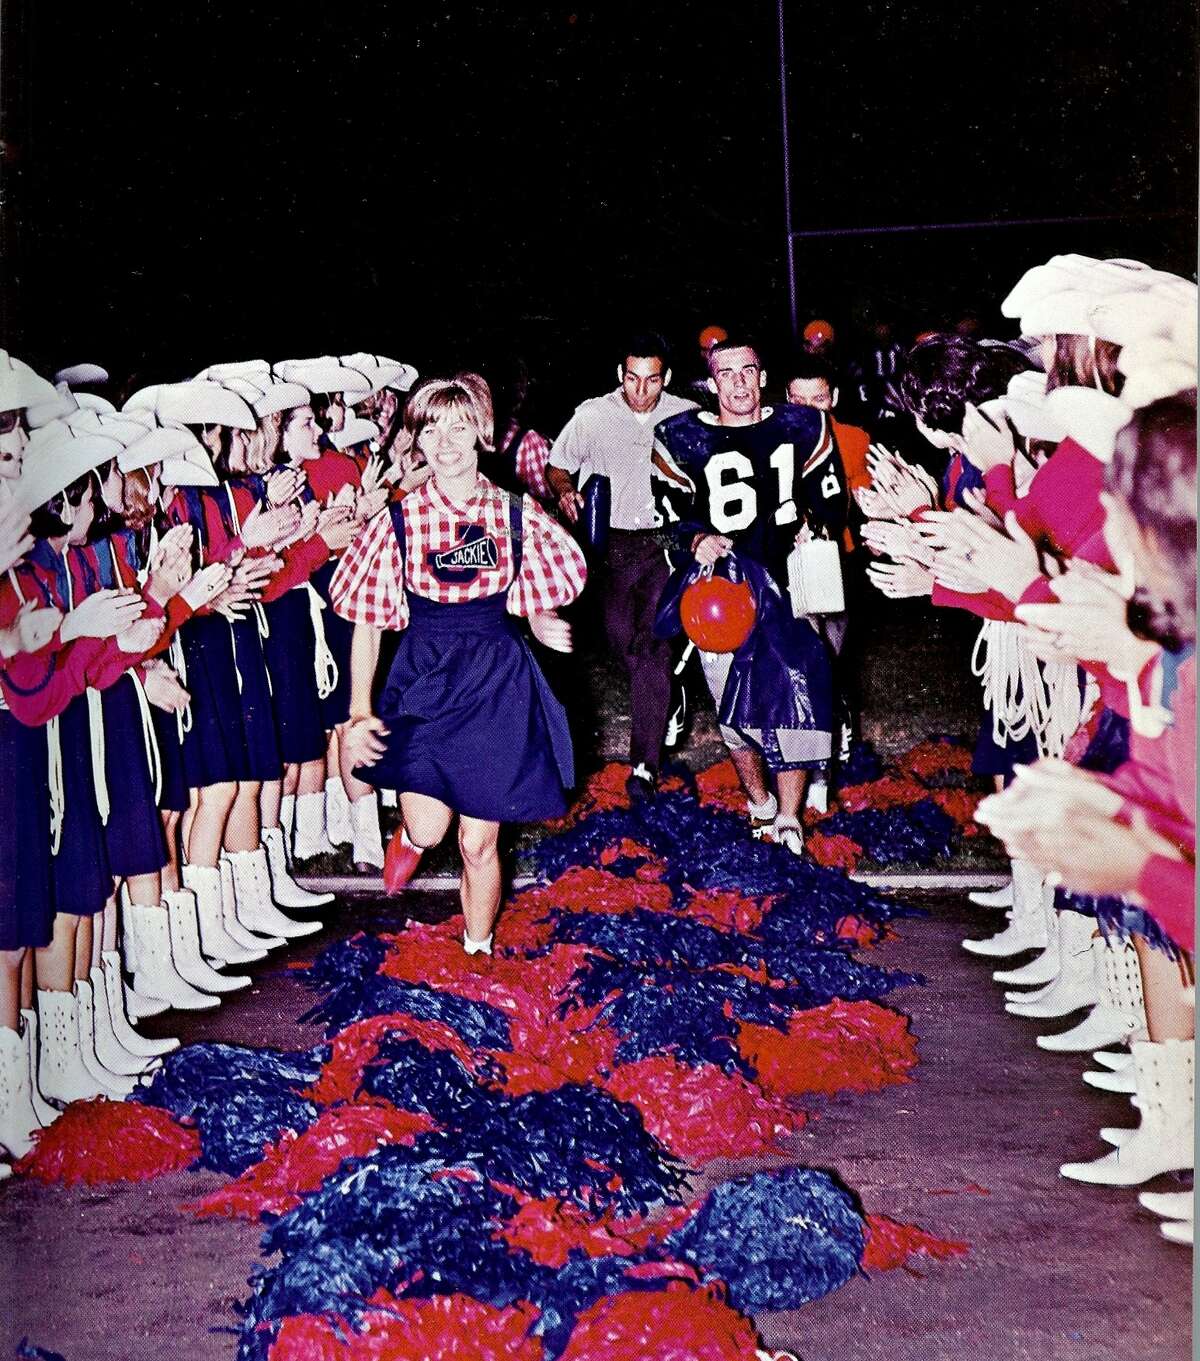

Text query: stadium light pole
(777, 0), (798, 340)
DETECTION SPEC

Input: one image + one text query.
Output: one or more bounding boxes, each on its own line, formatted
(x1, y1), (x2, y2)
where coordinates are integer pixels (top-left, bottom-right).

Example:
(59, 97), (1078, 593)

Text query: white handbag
(787, 536), (845, 617)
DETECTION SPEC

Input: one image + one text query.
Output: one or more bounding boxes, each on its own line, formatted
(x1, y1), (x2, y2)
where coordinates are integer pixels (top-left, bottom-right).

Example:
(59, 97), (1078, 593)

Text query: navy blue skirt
(53, 695), (112, 917)
(0, 710), (55, 949)
(313, 560), (353, 729)
(101, 676), (168, 878)
(972, 711), (1038, 782)
(263, 590), (327, 765)
(361, 594), (573, 823)
(180, 613), (251, 786)
(153, 703), (189, 813)
(230, 613), (283, 782)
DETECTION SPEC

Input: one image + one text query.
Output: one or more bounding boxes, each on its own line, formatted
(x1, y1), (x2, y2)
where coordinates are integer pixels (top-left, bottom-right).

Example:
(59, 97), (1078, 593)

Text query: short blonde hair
(404, 374), (494, 452)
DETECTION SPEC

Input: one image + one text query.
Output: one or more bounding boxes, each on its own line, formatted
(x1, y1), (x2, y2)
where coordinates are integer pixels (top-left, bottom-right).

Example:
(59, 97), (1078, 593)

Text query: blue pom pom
(193, 1087), (319, 1176)
(294, 933), (388, 993)
(837, 739), (885, 786)
(135, 1042), (324, 1120)
(667, 1165), (865, 1310)
(822, 799), (957, 865)
(300, 974), (511, 1051)
(16, 1342), (67, 1361)
(360, 1036), (500, 1125)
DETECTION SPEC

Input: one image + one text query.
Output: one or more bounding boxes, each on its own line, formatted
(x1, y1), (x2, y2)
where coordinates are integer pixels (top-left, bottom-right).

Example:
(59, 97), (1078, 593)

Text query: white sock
(463, 931), (493, 956)
(747, 793), (778, 822)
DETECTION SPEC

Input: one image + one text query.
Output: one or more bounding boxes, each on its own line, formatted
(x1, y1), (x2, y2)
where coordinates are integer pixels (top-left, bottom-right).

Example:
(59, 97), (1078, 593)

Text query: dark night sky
(7, 1), (1197, 419)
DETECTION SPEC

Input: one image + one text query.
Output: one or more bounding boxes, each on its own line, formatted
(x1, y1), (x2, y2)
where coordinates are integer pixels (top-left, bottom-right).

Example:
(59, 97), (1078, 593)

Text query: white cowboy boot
(969, 878), (1014, 909)
(963, 861), (1047, 957)
(1139, 1189), (1194, 1222)
(1005, 912), (1098, 1017)
(0, 1024), (43, 1157)
(19, 1008), (59, 1126)
(1037, 937), (1146, 1052)
(324, 775), (353, 847)
(97, 954), (179, 1058)
(280, 792), (296, 848)
(165, 890), (250, 993)
(183, 863), (267, 964)
(227, 847), (322, 939)
(127, 903), (220, 1011)
(218, 856), (284, 952)
(73, 980), (139, 1096)
(262, 826), (334, 908)
(1160, 1218), (1193, 1245)
(292, 791), (335, 860)
(37, 988), (119, 1103)
(86, 967), (160, 1077)
(1060, 1039), (1194, 1186)
(350, 794), (385, 870)
(993, 884), (1061, 986)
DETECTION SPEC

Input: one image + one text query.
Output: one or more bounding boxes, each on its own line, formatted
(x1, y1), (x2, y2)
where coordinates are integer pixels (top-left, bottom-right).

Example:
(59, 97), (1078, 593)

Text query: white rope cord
(130, 668), (163, 804)
(973, 619), (1093, 758)
(169, 632), (192, 737)
(63, 564), (111, 826)
(47, 717), (64, 856)
(306, 582), (339, 699)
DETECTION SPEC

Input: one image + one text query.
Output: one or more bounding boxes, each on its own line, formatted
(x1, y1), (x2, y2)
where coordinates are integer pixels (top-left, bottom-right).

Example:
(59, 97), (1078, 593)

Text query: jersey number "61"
(704, 444), (840, 535)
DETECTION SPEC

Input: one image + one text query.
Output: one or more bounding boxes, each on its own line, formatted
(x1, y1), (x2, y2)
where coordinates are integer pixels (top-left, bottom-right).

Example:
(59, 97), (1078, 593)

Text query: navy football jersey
(653, 404), (848, 583)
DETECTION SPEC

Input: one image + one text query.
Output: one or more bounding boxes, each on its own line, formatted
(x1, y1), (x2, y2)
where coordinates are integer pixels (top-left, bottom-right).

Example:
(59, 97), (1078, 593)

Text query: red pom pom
(861, 1214), (969, 1271)
(694, 759), (749, 815)
(603, 1057), (804, 1164)
(270, 1295), (544, 1361)
(306, 1012), (489, 1107)
(900, 739), (973, 780)
(737, 1000), (918, 1097)
(497, 1196), (663, 1267)
(837, 776), (929, 813)
(680, 888), (771, 934)
(928, 786), (981, 833)
(15, 1099), (198, 1185)
(184, 1100), (435, 1220)
(806, 831), (863, 870)
(835, 914), (883, 947)
(558, 1281), (761, 1361)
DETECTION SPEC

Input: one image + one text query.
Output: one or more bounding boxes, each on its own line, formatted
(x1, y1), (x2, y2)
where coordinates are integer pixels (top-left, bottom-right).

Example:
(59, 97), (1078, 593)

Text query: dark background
(2, 1), (1196, 426)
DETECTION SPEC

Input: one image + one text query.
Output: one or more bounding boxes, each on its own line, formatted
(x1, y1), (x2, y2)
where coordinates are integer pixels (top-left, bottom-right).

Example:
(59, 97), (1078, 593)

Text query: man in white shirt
(547, 333), (697, 798)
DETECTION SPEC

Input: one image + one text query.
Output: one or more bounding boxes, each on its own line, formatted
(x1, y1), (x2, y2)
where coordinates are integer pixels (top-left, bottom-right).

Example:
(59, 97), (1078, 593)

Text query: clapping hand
(142, 661), (190, 713)
(61, 589), (146, 642)
(1015, 560), (1158, 677)
(0, 499), (34, 574)
(961, 401), (1017, 474)
(145, 524), (194, 604)
(265, 467), (305, 506)
(240, 500), (302, 552)
(915, 509), (1044, 602)
(865, 559), (934, 599)
(180, 562), (233, 612)
(528, 610), (573, 653)
(116, 614), (167, 654)
(0, 600), (63, 658)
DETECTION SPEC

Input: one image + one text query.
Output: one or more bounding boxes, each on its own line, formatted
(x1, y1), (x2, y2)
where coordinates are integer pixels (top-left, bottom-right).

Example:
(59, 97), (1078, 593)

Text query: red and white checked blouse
(330, 475), (587, 631)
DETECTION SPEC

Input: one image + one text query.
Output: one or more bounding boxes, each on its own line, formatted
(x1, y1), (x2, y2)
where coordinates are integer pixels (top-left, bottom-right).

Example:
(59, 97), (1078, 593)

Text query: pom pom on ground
(268, 1295), (545, 1361)
(184, 1101), (436, 1220)
(694, 759), (749, 816)
(861, 1215), (969, 1270)
(806, 831), (863, 871)
(899, 738), (973, 781)
(737, 1000), (918, 1097)
(15, 1099), (198, 1185)
(667, 1166), (864, 1310)
(556, 1281), (761, 1361)
(15, 1343), (68, 1361)
(602, 1057), (804, 1165)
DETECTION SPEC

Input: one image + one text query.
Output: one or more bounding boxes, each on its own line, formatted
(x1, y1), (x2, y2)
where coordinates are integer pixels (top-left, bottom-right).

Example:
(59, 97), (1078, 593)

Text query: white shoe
(37, 989), (119, 1104)
(1060, 1039), (1194, 1186)
(293, 791), (336, 860)
(463, 931), (494, 956)
(280, 793), (296, 848)
(1083, 1063), (1137, 1094)
(218, 857), (285, 952)
(127, 903), (220, 1010)
(263, 826), (334, 908)
(0, 1024), (43, 1157)
(350, 795), (385, 870)
(1139, 1190), (1194, 1221)
(98, 955), (179, 1058)
(965, 861), (1048, 957)
(324, 776), (353, 848)
(969, 881), (1014, 909)
(771, 817), (805, 857)
(1037, 938), (1146, 1051)
(183, 864), (267, 963)
(1093, 1048), (1133, 1071)
(1160, 1218), (1193, 1245)
(19, 1008), (58, 1126)
(748, 793), (778, 839)
(86, 967), (159, 1077)
(994, 895), (1061, 985)
(1005, 913), (1097, 1016)
(227, 847), (322, 939)
(73, 981), (139, 1096)
(804, 779), (828, 815)
(165, 891), (250, 993)
(380, 787), (398, 809)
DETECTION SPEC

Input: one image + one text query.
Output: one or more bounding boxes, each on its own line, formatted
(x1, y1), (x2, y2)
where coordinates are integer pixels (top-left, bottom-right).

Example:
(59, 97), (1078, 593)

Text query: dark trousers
(603, 531), (673, 770)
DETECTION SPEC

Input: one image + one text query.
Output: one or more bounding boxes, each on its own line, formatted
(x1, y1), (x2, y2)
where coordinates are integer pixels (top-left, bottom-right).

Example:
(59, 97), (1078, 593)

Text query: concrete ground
(1, 890), (1191, 1361)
